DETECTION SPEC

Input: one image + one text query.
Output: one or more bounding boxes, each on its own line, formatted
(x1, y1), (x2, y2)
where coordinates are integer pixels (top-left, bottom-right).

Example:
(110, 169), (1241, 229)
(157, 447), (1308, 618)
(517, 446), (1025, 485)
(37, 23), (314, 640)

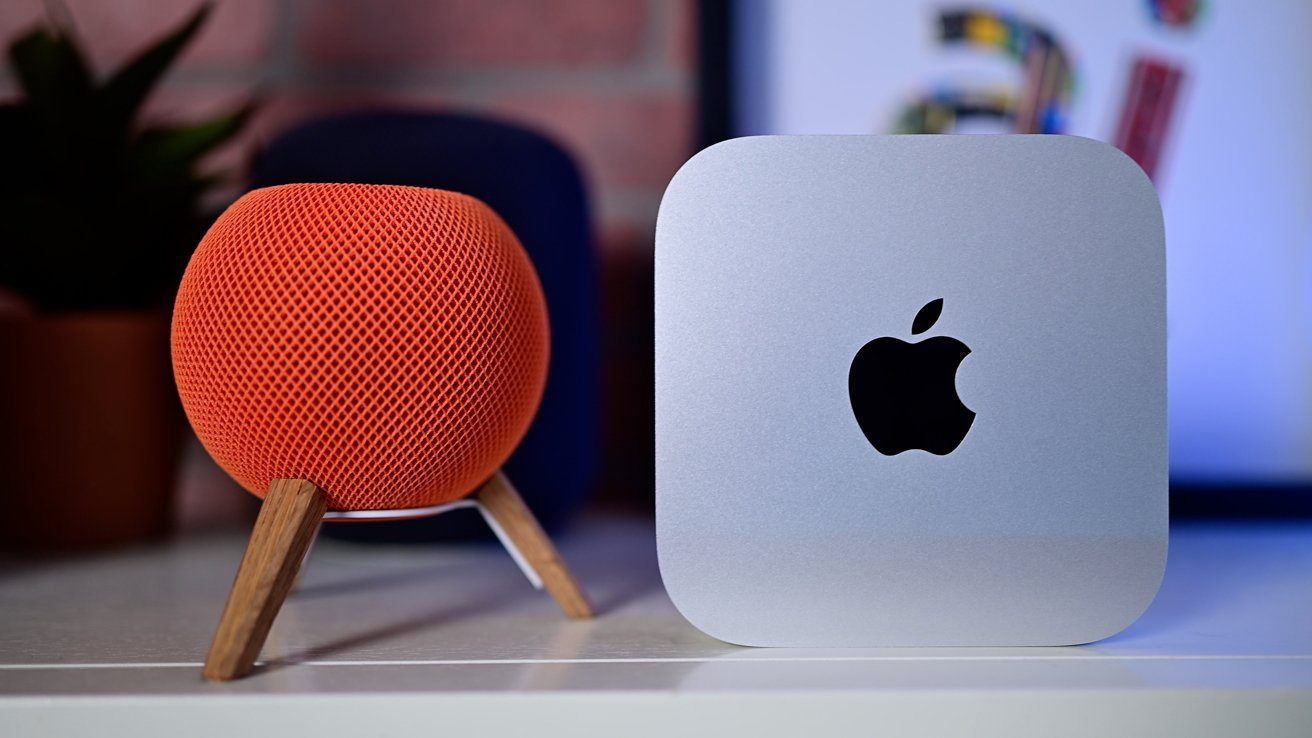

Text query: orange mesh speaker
(173, 183), (591, 682)
(172, 182), (548, 510)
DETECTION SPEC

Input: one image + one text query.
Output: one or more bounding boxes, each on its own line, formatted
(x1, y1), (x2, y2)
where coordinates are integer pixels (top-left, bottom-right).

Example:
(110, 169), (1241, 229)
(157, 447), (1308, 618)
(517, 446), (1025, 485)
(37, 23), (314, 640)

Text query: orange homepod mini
(172, 183), (591, 681)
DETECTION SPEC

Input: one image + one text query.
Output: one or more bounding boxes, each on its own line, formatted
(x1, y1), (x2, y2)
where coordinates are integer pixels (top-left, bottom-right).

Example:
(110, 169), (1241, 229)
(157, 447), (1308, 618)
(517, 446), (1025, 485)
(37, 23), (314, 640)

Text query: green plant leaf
(7, 27), (92, 123)
(98, 3), (210, 136)
(125, 102), (253, 193)
(0, 2), (252, 312)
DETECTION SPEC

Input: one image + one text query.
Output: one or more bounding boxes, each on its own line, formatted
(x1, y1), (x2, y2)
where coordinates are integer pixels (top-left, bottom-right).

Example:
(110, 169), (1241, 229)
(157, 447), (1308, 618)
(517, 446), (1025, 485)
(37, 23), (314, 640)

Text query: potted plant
(0, 5), (250, 551)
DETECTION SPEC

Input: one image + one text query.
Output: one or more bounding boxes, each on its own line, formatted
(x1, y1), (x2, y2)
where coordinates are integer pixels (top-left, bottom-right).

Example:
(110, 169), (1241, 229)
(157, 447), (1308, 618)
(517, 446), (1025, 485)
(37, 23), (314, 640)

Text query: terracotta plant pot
(0, 313), (182, 551)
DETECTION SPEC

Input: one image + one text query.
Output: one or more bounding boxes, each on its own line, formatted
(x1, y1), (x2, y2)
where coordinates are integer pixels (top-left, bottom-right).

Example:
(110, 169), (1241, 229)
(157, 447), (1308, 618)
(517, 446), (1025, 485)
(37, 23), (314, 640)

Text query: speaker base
(202, 471), (592, 682)
(320, 497), (541, 588)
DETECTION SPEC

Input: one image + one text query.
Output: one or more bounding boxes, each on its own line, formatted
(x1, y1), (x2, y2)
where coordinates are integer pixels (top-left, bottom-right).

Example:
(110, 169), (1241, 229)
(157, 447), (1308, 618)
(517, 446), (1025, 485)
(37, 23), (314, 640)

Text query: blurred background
(0, 0), (1306, 553)
(0, 0), (689, 546)
(712, 1), (1312, 510)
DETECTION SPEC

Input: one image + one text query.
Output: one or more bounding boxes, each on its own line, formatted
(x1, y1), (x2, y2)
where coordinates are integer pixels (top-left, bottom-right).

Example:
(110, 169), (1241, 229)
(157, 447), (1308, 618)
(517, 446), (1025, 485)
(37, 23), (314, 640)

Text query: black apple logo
(848, 298), (975, 455)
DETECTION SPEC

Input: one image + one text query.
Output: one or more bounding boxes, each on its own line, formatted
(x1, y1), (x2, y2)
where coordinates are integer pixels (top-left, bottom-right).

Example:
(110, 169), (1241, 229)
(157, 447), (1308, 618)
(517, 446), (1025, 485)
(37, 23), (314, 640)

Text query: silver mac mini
(655, 135), (1167, 646)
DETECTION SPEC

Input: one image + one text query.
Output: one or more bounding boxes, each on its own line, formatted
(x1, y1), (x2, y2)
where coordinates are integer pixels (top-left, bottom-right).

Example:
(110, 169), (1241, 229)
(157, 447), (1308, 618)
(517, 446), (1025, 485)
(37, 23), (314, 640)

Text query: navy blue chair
(251, 111), (599, 540)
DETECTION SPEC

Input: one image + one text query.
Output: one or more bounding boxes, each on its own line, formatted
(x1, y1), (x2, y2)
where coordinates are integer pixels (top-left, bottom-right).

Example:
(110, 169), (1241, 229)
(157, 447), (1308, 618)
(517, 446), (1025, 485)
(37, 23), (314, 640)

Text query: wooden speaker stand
(202, 472), (592, 682)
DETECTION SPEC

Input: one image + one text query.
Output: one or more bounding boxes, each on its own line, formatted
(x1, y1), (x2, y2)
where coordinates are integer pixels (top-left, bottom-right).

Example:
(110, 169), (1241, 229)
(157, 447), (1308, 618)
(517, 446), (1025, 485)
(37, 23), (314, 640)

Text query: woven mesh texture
(171, 183), (549, 510)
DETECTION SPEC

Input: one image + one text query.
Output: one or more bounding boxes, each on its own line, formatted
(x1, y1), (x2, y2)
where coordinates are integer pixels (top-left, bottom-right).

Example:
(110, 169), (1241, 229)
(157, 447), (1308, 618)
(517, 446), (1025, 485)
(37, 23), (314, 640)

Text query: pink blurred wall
(0, 0), (694, 260)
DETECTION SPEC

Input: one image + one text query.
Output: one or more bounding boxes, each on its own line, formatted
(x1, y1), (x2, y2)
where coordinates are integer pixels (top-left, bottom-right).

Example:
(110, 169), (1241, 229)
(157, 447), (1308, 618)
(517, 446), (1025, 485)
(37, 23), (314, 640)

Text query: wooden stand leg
(475, 471), (594, 619)
(203, 479), (327, 681)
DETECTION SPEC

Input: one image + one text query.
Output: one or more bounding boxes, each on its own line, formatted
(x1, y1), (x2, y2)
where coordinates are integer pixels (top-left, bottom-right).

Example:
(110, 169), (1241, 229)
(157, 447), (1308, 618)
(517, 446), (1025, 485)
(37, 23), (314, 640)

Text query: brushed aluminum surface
(655, 135), (1167, 646)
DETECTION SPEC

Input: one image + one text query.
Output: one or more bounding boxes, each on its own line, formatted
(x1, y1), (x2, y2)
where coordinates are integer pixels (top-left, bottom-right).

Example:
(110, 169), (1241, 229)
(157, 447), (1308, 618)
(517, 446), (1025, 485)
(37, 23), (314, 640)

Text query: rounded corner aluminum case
(655, 135), (1167, 646)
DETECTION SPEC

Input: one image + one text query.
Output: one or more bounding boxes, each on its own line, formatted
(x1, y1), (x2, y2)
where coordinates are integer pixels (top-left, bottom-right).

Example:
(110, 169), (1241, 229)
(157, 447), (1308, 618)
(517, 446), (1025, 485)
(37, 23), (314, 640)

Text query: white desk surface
(1, 515), (1309, 737)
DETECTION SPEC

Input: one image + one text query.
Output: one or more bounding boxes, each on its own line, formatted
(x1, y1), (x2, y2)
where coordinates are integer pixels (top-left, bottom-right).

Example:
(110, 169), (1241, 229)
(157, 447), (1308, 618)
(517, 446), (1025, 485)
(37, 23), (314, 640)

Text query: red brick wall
(0, 0), (691, 506)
